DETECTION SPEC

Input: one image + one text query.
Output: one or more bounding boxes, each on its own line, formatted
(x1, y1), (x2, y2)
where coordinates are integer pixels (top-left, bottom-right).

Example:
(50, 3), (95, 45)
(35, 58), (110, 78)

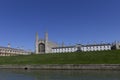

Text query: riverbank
(0, 50), (120, 70)
(0, 64), (120, 70)
(0, 50), (120, 64)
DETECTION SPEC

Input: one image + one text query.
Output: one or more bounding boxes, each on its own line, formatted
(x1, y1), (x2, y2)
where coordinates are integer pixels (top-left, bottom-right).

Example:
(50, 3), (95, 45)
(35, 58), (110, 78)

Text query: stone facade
(0, 46), (29, 56)
(115, 42), (120, 49)
(52, 46), (78, 53)
(52, 44), (111, 53)
(111, 41), (120, 50)
(35, 32), (58, 54)
(1, 64), (120, 70)
(80, 44), (111, 52)
(35, 32), (120, 54)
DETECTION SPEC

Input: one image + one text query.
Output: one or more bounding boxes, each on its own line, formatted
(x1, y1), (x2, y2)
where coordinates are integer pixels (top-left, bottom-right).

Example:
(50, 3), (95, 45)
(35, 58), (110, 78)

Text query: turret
(45, 32), (48, 53)
(62, 42), (64, 47)
(35, 32), (39, 54)
(8, 43), (11, 48)
(45, 32), (48, 43)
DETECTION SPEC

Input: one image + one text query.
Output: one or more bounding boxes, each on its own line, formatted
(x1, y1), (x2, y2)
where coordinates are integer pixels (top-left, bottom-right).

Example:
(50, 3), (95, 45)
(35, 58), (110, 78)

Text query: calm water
(0, 69), (120, 80)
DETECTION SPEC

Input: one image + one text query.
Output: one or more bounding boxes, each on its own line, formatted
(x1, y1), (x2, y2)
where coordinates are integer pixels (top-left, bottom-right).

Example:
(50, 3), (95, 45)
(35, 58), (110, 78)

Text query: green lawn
(0, 50), (120, 64)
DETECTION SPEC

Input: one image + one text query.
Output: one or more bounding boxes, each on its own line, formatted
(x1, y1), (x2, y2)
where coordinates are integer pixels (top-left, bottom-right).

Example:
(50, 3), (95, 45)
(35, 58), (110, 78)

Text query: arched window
(38, 43), (45, 53)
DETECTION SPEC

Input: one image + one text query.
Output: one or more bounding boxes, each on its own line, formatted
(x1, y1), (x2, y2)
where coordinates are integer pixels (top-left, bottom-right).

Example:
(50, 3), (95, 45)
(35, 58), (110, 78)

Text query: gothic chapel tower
(35, 32), (39, 54)
(35, 32), (58, 54)
(35, 32), (49, 54)
(45, 32), (48, 53)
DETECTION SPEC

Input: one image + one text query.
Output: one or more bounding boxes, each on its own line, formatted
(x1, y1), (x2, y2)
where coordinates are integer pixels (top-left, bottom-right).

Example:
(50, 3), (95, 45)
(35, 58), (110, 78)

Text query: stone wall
(0, 64), (120, 70)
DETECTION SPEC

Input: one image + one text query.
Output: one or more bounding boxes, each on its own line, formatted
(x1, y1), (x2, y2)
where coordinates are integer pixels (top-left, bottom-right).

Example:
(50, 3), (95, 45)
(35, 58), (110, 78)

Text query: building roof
(52, 46), (75, 49)
(81, 43), (111, 47)
(52, 43), (111, 49)
(0, 46), (26, 51)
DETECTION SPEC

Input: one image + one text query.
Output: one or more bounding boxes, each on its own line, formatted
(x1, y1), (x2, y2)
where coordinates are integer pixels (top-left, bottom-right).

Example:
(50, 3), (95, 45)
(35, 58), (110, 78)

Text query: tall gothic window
(38, 43), (45, 53)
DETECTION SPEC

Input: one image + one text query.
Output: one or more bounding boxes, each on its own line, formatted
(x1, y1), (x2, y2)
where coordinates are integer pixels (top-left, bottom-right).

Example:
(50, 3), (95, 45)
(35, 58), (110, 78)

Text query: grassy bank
(0, 50), (120, 64)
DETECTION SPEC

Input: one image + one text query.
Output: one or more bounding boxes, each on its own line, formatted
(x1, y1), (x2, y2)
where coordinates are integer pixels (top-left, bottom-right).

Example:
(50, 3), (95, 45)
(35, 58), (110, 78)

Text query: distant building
(35, 32), (58, 54)
(52, 46), (78, 53)
(80, 44), (111, 52)
(35, 32), (113, 54)
(0, 44), (29, 56)
(111, 41), (120, 50)
(51, 44), (111, 53)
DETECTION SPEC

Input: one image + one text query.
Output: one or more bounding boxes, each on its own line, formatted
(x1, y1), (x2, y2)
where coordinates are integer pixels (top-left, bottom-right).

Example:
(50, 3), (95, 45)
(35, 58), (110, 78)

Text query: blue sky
(0, 0), (120, 51)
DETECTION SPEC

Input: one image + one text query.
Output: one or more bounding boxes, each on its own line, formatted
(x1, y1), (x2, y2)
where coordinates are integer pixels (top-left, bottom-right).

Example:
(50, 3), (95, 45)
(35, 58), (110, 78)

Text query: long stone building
(0, 44), (30, 56)
(35, 32), (120, 54)
(52, 44), (111, 53)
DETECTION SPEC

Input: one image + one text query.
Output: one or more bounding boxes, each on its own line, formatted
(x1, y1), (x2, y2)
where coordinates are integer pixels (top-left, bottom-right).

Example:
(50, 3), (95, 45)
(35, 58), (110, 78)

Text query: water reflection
(0, 69), (120, 80)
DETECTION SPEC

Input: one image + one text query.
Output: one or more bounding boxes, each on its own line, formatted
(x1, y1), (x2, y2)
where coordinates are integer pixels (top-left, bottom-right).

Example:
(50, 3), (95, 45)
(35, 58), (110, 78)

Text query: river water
(0, 69), (120, 80)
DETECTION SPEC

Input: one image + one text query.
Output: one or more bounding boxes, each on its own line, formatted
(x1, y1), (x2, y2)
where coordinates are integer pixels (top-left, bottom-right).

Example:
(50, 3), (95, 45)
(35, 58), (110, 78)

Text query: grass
(0, 50), (120, 64)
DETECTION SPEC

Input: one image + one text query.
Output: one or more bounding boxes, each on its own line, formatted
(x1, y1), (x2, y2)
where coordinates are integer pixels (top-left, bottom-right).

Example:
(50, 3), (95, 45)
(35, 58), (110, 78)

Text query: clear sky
(0, 0), (120, 51)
